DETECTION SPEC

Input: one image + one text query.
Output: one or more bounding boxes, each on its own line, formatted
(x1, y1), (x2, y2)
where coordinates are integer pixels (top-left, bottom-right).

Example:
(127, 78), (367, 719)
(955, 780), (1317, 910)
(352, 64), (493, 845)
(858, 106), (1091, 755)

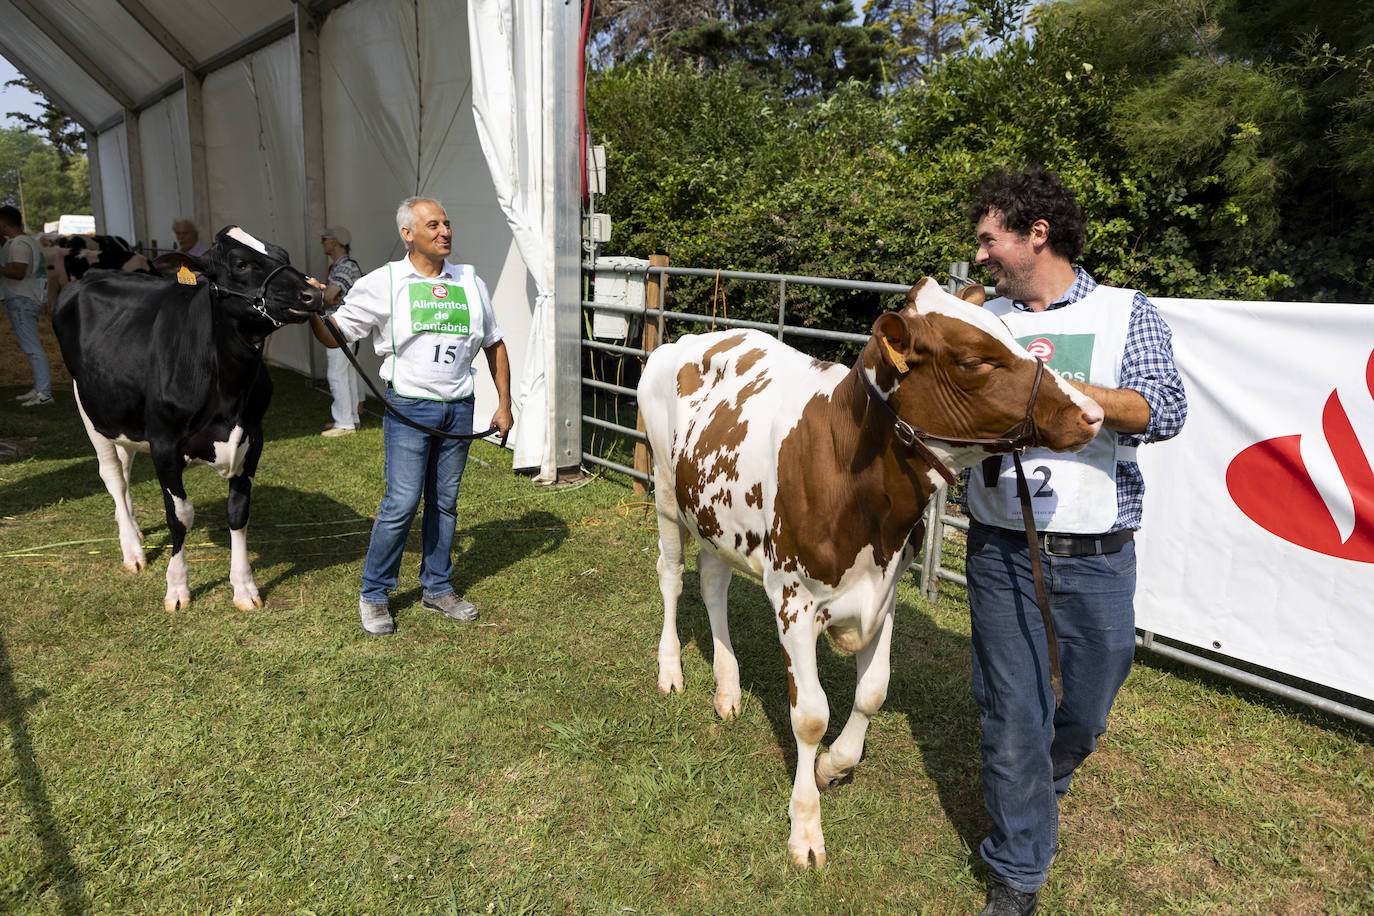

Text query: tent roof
(0, 0), (345, 131)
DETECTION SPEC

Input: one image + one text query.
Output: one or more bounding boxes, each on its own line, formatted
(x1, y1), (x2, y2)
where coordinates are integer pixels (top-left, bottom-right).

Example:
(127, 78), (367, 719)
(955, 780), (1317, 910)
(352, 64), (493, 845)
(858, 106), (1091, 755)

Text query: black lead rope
(320, 316), (502, 444)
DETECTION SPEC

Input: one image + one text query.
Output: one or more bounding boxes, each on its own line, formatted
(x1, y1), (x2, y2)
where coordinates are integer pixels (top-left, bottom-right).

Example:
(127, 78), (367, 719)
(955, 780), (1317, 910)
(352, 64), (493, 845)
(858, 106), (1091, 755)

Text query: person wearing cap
(319, 226), (364, 437)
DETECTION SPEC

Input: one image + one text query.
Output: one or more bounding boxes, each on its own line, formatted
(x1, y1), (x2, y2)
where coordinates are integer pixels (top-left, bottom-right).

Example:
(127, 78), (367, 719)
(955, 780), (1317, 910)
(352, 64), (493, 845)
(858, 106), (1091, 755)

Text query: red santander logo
(1226, 350), (1374, 562)
(1026, 337), (1055, 361)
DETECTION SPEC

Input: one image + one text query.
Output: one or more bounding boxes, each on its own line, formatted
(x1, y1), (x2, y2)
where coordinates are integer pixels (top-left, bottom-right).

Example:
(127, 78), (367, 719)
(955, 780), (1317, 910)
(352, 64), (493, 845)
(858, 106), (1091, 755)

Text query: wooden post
(633, 254), (669, 498)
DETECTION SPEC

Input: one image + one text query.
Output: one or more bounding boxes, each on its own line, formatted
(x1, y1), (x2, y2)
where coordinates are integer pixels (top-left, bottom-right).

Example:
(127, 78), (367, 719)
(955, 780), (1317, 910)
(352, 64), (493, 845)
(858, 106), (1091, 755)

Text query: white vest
(383, 262), (488, 401)
(966, 285), (1136, 534)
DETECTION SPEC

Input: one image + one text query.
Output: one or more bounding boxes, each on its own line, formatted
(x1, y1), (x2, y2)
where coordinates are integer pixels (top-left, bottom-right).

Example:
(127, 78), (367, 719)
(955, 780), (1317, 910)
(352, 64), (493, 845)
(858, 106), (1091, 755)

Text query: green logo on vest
(409, 282), (471, 335)
(1018, 332), (1094, 383)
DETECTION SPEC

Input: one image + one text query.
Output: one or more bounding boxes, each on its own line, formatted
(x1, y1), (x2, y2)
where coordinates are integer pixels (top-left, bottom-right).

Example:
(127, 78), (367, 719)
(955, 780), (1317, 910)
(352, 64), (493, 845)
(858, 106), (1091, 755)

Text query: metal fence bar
(584, 413), (647, 441)
(644, 263), (913, 296)
(583, 339), (645, 359)
(584, 450), (651, 483)
(1136, 633), (1374, 729)
(776, 278), (787, 339)
(584, 377), (638, 398)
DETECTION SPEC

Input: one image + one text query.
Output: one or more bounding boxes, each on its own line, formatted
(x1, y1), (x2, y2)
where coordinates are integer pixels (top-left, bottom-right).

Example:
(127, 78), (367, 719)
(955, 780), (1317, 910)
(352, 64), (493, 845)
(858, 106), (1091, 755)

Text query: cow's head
(206, 226), (324, 327)
(865, 277), (1101, 465)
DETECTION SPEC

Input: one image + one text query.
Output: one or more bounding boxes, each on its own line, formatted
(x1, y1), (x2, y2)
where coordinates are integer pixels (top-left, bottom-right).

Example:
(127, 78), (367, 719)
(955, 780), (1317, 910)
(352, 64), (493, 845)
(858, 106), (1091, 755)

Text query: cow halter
(209, 263), (298, 328)
(858, 352), (1046, 485)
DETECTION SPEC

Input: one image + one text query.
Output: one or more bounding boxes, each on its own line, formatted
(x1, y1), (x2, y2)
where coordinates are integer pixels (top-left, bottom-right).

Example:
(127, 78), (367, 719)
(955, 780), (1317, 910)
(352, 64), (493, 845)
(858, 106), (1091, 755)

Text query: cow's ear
(873, 311), (914, 374)
(956, 283), (986, 307)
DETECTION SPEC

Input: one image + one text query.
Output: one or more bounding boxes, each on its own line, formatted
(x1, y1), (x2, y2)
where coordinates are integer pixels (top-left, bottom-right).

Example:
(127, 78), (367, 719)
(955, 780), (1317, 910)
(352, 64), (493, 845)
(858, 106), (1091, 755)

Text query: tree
(4, 76), (84, 167)
(588, 0), (730, 69)
(1052, 0), (1374, 298)
(0, 127), (90, 231)
(589, 0), (890, 98)
(862, 0), (978, 89)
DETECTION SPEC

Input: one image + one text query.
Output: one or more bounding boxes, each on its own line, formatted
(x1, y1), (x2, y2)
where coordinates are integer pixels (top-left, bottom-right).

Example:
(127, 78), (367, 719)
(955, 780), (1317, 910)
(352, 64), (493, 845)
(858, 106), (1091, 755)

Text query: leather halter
(209, 263), (299, 328)
(858, 353), (1046, 484)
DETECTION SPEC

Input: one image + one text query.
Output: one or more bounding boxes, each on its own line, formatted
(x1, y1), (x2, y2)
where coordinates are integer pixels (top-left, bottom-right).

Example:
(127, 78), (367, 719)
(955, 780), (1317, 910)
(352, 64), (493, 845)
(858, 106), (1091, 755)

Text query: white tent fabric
(0, 0), (577, 475)
(136, 94), (195, 250)
(469, 0), (558, 479)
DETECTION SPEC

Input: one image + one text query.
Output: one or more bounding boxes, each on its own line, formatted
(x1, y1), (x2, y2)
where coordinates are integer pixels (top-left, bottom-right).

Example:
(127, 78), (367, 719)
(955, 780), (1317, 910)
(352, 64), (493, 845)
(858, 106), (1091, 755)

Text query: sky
(0, 55), (50, 130)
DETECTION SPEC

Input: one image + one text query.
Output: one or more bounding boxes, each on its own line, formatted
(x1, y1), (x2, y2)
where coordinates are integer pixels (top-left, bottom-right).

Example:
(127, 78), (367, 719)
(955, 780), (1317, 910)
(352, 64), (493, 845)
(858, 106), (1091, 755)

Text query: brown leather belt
(979, 523), (1134, 557)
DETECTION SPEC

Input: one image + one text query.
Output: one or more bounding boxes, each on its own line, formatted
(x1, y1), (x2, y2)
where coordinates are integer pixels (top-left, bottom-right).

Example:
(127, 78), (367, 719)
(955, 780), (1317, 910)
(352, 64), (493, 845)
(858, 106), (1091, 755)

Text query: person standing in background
(319, 226), (364, 437)
(172, 218), (210, 258)
(0, 204), (53, 407)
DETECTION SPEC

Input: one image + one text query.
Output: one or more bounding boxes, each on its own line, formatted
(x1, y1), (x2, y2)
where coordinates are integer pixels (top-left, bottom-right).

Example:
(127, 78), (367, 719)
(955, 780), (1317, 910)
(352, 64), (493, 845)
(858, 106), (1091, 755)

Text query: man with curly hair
(963, 167), (1188, 915)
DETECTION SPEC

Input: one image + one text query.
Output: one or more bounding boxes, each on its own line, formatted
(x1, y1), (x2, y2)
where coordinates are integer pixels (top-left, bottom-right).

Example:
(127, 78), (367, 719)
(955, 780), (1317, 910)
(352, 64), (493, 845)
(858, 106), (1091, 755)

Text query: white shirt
(330, 257), (503, 401)
(1, 234), (46, 302)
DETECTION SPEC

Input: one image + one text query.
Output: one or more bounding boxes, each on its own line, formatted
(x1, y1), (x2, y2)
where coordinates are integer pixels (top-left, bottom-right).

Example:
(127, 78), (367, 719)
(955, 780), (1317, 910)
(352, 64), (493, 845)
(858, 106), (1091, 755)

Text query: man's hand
(490, 405), (514, 438)
(1066, 379), (1150, 435)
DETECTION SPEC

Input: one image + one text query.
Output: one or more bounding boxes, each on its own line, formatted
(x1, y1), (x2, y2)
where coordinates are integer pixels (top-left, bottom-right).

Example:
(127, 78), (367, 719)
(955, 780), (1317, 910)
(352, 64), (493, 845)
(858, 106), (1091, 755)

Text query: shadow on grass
(0, 630), (86, 914)
(670, 566), (988, 858)
(195, 484), (377, 606)
(384, 509), (571, 620)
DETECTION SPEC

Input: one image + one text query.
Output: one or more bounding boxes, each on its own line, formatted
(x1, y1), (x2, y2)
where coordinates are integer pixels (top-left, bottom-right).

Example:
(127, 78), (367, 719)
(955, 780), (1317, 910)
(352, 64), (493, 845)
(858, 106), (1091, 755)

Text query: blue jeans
(359, 389), (475, 603)
(965, 522), (1138, 893)
(4, 296), (51, 396)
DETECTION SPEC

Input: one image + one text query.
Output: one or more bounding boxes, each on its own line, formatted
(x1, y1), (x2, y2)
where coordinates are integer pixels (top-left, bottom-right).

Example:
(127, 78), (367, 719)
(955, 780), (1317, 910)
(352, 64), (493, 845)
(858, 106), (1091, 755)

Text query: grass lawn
(0, 358), (1371, 915)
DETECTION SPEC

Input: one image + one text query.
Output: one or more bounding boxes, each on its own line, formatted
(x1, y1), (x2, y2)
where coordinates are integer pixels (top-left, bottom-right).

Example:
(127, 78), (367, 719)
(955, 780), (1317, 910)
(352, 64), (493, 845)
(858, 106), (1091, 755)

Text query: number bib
(384, 263), (487, 400)
(407, 281), (474, 379)
(992, 439), (1120, 531)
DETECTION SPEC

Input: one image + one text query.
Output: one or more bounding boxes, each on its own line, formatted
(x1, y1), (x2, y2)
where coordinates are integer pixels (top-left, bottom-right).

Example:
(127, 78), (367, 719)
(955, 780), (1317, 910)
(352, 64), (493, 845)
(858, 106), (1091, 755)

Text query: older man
(309, 197), (513, 635)
(172, 218), (209, 258)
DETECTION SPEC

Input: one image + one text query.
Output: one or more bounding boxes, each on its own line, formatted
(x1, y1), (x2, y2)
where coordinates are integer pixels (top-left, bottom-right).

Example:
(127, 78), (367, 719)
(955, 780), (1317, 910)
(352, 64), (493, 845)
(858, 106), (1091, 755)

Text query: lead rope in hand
(1013, 451), (1063, 708)
(320, 316), (504, 444)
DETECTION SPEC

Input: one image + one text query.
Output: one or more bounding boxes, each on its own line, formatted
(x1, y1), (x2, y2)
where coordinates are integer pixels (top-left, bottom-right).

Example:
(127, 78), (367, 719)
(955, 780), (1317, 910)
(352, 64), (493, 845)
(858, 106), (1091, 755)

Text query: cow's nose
(300, 286), (324, 310)
(1082, 398), (1104, 433)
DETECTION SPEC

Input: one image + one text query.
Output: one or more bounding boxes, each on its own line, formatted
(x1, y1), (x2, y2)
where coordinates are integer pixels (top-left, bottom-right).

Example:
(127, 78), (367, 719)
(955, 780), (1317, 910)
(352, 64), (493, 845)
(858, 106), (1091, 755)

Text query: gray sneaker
(359, 598), (394, 636)
(423, 592), (478, 622)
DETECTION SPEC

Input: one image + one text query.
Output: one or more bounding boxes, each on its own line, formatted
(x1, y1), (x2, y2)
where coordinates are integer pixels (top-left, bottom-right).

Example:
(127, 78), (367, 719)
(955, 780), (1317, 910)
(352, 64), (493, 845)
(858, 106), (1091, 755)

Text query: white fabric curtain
(468, 0), (556, 479)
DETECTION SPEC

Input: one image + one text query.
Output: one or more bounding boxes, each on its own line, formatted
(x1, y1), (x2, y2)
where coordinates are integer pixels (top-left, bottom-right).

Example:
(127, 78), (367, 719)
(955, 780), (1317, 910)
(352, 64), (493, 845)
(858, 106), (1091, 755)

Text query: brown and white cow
(638, 277), (1104, 869)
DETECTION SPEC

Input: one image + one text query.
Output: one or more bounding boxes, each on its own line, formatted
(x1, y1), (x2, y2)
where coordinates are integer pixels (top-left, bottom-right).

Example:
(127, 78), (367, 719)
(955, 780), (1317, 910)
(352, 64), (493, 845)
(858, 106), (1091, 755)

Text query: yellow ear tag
(176, 265), (197, 286)
(882, 337), (909, 374)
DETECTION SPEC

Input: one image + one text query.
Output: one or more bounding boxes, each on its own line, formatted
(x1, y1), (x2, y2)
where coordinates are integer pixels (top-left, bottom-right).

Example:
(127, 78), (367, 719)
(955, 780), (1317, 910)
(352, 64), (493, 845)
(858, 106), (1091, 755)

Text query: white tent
(0, 0), (582, 481)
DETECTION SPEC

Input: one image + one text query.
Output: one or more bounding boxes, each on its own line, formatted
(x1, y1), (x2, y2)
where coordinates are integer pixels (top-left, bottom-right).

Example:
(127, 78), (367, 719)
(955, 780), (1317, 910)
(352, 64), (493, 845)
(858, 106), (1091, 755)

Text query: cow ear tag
(882, 337), (909, 374)
(176, 265), (198, 286)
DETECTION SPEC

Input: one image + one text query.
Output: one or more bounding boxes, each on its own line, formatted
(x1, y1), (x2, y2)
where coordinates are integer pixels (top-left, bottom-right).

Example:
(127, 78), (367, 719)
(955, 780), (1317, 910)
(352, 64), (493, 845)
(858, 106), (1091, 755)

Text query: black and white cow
(41, 233), (156, 292)
(52, 226), (324, 611)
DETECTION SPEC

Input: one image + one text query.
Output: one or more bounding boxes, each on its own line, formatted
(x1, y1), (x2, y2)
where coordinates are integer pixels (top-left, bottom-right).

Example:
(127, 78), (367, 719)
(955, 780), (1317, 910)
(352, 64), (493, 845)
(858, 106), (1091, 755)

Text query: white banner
(1135, 298), (1374, 701)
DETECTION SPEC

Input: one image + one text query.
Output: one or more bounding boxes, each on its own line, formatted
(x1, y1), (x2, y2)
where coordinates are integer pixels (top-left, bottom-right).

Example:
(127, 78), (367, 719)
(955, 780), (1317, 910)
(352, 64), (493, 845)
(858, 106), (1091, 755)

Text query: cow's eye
(957, 357), (990, 371)
(233, 259), (249, 271)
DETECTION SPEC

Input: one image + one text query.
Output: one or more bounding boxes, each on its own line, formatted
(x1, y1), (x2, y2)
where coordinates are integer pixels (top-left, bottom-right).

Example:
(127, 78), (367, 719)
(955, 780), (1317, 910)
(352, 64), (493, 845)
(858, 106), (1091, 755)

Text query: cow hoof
(123, 558), (147, 573)
(657, 665), (684, 695)
(814, 753), (850, 791)
(234, 595), (264, 611)
(787, 845), (827, 870)
(713, 693), (741, 720)
(164, 595), (191, 612)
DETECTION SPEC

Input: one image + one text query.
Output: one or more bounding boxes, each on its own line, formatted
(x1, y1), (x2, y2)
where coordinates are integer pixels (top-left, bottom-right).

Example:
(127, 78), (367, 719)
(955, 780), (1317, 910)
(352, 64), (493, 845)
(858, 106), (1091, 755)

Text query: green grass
(1, 370), (1371, 914)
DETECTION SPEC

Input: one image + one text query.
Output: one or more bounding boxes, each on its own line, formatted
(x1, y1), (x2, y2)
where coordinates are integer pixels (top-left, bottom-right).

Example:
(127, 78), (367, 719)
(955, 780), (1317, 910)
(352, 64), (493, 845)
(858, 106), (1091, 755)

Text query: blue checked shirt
(1006, 267), (1188, 530)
